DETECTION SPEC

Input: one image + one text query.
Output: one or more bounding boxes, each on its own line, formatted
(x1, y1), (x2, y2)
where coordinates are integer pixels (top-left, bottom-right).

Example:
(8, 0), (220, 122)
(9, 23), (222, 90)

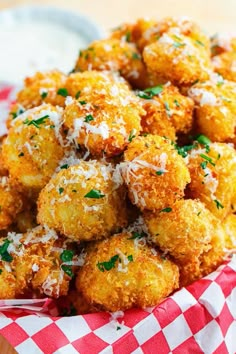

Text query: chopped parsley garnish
(57, 88), (68, 97)
(128, 129), (136, 142)
(137, 85), (163, 99)
(160, 207), (172, 213)
(75, 91), (81, 99)
(164, 101), (171, 115)
(156, 170), (165, 175)
(191, 79), (199, 86)
(84, 189), (105, 199)
(196, 134), (211, 146)
(199, 154), (215, 166)
(128, 231), (146, 240)
(195, 40), (205, 47)
(84, 114), (94, 123)
(79, 100), (87, 105)
(23, 115), (49, 128)
(60, 250), (74, 263)
(132, 52), (141, 60)
(72, 189), (77, 193)
(174, 99), (180, 107)
(197, 211), (201, 216)
(125, 31), (131, 42)
(58, 187), (64, 194)
(18, 152), (24, 157)
(41, 91), (48, 99)
(60, 164), (69, 170)
(11, 108), (25, 119)
(200, 161), (207, 169)
(175, 143), (196, 158)
(214, 199), (224, 209)
(173, 41), (185, 48)
(61, 265), (74, 278)
(97, 255), (119, 272)
(127, 255), (133, 262)
(116, 326), (121, 331)
(0, 240), (13, 262)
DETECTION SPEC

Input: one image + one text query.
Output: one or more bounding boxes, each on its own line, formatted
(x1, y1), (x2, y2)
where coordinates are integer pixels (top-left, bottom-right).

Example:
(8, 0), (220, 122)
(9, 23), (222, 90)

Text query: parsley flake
(75, 91), (81, 99)
(128, 231), (146, 240)
(132, 52), (141, 60)
(84, 189), (105, 199)
(128, 129), (136, 142)
(0, 240), (13, 262)
(156, 170), (165, 175)
(23, 115), (49, 128)
(58, 187), (64, 194)
(79, 100), (87, 105)
(199, 154), (215, 166)
(137, 85), (163, 99)
(84, 114), (94, 123)
(18, 152), (24, 157)
(57, 88), (68, 97)
(60, 164), (69, 170)
(61, 265), (74, 278)
(196, 134), (211, 146)
(60, 250), (74, 263)
(41, 91), (48, 99)
(174, 99), (180, 107)
(97, 255), (119, 272)
(195, 40), (205, 47)
(125, 31), (131, 42)
(127, 255), (133, 262)
(214, 199), (224, 209)
(160, 207), (172, 213)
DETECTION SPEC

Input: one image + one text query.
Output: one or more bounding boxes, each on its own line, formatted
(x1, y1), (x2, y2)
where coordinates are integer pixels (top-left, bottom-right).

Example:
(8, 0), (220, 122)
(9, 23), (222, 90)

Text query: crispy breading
(2, 104), (67, 191)
(76, 231), (179, 312)
(37, 161), (128, 241)
(121, 135), (190, 211)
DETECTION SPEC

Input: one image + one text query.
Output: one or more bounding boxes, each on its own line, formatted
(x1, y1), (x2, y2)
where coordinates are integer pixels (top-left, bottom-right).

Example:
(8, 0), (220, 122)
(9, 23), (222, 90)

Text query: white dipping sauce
(0, 21), (87, 83)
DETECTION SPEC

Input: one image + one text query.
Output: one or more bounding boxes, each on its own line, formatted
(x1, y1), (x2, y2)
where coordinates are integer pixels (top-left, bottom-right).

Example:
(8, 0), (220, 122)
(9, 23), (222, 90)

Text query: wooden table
(0, 0), (235, 33)
(0, 334), (17, 354)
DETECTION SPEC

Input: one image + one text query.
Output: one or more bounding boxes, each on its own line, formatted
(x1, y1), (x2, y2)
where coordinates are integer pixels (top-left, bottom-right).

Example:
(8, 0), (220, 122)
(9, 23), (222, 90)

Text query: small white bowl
(0, 5), (104, 84)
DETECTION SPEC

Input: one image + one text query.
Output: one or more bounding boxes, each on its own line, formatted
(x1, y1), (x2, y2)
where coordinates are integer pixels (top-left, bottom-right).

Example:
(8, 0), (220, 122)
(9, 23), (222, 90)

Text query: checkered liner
(0, 86), (236, 354)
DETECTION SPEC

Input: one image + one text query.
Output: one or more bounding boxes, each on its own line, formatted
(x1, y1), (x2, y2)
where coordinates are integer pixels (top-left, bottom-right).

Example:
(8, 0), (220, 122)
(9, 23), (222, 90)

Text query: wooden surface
(0, 0), (235, 34)
(0, 335), (17, 354)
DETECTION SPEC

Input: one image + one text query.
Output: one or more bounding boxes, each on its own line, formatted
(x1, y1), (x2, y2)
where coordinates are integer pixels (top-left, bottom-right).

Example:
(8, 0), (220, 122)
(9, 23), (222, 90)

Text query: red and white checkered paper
(0, 86), (236, 354)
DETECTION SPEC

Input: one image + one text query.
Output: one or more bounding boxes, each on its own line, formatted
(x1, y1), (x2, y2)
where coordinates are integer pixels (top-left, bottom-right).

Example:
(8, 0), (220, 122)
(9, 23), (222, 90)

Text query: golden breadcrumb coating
(143, 27), (211, 88)
(110, 17), (210, 54)
(222, 213), (236, 251)
(140, 83), (194, 138)
(63, 79), (144, 157)
(186, 142), (236, 220)
(74, 38), (148, 89)
(0, 226), (80, 299)
(188, 79), (236, 142)
(17, 70), (67, 109)
(57, 290), (99, 316)
(0, 176), (25, 230)
(37, 161), (128, 241)
(121, 135), (190, 211)
(212, 51), (236, 82)
(2, 104), (67, 191)
(144, 199), (225, 286)
(76, 231), (179, 312)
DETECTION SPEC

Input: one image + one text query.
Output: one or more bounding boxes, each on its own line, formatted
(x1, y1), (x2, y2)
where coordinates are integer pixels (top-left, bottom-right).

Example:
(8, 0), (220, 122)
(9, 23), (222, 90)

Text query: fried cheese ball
(121, 135), (190, 211)
(16, 70), (67, 109)
(57, 290), (99, 316)
(0, 225), (79, 299)
(74, 39), (148, 89)
(6, 103), (25, 129)
(186, 142), (236, 220)
(76, 231), (179, 312)
(140, 83), (194, 138)
(143, 27), (211, 88)
(222, 213), (236, 251)
(64, 79), (144, 157)
(144, 199), (225, 286)
(0, 176), (25, 230)
(111, 17), (210, 54)
(37, 161), (128, 241)
(188, 79), (236, 142)
(0, 141), (8, 177)
(212, 51), (236, 82)
(2, 104), (67, 191)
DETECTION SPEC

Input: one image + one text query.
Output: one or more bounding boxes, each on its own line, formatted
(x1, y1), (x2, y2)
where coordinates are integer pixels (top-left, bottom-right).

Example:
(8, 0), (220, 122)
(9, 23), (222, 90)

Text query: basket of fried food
(0, 16), (235, 319)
